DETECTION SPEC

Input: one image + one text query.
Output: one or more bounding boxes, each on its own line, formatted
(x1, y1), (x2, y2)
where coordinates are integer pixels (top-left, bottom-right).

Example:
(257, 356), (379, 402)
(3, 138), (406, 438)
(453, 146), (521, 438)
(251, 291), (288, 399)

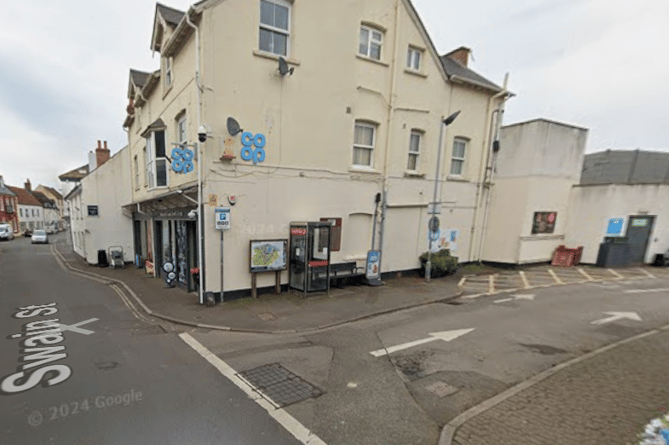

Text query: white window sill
(349, 166), (381, 174)
(404, 68), (427, 78)
(253, 50), (301, 66)
(404, 171), (425, 178)
(447, 175), (469, 182)
(355, 54), (389, 67)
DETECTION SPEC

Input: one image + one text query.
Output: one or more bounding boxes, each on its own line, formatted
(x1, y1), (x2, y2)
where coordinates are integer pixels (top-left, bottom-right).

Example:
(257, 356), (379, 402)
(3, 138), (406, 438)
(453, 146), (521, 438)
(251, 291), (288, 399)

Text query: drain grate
(238, 363), (323, 408)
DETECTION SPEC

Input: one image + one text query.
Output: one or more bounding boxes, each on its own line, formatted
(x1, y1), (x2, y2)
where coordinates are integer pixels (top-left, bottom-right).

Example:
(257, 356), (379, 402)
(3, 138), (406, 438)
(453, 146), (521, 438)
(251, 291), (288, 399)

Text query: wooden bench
(329, 262), (365, 287)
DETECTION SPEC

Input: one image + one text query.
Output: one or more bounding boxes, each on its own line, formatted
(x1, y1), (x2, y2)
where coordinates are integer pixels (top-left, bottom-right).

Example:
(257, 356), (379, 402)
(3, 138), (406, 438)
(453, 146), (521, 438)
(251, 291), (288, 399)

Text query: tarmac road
(0, 234), (301, 445)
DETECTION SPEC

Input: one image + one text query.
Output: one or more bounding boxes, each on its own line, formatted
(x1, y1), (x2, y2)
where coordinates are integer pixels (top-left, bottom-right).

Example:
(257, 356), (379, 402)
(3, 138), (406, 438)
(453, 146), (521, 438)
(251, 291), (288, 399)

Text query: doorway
(625, 215), (655, 264)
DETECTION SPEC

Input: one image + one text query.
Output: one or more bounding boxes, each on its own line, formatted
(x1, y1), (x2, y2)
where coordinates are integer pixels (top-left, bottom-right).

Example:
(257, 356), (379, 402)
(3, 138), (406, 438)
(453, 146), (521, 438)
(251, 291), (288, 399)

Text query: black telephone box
(289, 222), (332, 295)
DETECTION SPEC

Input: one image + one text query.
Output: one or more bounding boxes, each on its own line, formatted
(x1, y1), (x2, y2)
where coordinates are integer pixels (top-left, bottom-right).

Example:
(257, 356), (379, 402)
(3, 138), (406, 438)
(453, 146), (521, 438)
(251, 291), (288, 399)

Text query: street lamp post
(426, 110), (460, 283)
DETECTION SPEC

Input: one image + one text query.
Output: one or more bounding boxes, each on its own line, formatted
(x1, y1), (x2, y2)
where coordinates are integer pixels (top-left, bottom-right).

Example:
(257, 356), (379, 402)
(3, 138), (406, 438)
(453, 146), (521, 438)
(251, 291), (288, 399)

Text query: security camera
(188, 209), (198, 219)
(198, 125), (207, 143)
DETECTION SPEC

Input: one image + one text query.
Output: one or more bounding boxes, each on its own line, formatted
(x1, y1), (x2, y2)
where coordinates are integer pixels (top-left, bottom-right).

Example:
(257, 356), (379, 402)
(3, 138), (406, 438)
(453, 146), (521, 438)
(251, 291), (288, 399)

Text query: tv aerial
(278, 57), (294, 76)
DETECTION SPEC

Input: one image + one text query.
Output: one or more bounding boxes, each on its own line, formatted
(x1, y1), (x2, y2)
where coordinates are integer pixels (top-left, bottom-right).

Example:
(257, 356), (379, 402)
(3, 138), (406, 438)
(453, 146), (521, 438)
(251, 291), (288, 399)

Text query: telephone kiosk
(289, 222), (332, 295)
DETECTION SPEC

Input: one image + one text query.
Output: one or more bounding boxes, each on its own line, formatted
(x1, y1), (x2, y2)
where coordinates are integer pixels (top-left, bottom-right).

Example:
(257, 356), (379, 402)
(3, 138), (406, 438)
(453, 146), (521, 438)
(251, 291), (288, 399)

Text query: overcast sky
(1, 0), (668, 191)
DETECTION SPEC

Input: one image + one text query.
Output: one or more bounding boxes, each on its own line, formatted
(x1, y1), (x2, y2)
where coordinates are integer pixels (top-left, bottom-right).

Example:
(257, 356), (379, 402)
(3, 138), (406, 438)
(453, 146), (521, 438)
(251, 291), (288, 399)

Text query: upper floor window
(407, 46), (422, 70)
(146, 130), (168, 188)
(177, 113), (187, 145)
(259, 0), (290, 56)
(407, 130), (422, 171)
(359, 25), (383, 60)
(164, 57), (173, 88)
(353, 121), (376, 167)
(0, 197), (4, 212)
(450, 137), (468, 176)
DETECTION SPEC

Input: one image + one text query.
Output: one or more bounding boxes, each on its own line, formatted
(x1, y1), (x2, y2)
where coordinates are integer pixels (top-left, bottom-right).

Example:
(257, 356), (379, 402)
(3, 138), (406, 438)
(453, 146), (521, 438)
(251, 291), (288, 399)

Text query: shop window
(320, 217), (342, 252)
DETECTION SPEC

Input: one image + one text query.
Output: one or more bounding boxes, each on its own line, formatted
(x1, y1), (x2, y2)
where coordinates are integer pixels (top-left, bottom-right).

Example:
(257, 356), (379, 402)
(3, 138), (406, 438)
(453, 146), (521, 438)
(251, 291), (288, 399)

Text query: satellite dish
(278, 57), (294, 76)
(227, 117), (243, 136)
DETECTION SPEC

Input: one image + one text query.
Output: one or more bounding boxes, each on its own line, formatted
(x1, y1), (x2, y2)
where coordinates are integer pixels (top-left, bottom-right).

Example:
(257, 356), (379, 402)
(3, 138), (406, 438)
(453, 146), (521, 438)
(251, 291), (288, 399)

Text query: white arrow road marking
(494, 294), (535, 304)
(57, 318), (99, 335)
(591, 312), (642, 325)
(624, 288), (669, 294)
(370, 328), (475, 357)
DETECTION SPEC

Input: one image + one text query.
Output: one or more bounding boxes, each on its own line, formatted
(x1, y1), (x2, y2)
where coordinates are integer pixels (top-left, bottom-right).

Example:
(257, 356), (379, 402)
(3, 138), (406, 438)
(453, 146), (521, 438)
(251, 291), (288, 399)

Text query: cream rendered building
(123, 1), (510, 299)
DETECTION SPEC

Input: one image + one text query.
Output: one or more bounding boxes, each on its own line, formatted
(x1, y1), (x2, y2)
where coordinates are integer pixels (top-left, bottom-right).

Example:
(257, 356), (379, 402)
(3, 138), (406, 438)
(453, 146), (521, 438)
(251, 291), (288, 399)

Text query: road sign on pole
(215, 207), (231, 230)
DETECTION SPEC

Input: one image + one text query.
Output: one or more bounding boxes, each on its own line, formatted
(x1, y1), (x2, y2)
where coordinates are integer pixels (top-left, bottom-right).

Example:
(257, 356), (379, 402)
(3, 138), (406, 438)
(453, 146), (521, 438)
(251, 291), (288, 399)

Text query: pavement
(52, 237), (462, 333)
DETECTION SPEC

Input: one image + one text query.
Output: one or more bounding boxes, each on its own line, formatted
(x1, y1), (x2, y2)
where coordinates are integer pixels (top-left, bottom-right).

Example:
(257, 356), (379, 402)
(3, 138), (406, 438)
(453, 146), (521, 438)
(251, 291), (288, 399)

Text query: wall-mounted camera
(198, 125), (208, 143)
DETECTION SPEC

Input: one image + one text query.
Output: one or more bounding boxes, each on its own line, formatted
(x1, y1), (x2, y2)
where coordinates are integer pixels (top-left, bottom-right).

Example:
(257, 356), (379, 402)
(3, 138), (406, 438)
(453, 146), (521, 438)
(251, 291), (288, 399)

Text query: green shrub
(419, 250), (458, 278)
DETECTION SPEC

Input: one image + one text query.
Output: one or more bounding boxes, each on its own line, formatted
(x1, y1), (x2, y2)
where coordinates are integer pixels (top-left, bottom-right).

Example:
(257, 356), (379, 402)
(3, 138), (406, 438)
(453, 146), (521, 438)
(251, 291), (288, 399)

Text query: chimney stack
(25, 179), (31, 192)
(445, 46), (471, 67)
(96, 140), (111, 168)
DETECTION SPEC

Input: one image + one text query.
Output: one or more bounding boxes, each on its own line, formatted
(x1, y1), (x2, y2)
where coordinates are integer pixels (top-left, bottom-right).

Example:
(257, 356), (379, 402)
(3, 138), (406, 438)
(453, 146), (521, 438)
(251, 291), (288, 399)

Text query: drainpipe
(186, 10), (205, 304)
(377, 0), (401, 276)
(477, 74), (511, 262)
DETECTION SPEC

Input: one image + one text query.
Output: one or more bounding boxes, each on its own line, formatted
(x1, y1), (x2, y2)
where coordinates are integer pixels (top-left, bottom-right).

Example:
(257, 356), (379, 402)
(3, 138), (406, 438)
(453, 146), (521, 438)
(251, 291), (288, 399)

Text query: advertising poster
(429, 229), (459, 253)
(366, 250), (381, 280)
(531, 212), (557, 234)
(250, 239), (287, 273)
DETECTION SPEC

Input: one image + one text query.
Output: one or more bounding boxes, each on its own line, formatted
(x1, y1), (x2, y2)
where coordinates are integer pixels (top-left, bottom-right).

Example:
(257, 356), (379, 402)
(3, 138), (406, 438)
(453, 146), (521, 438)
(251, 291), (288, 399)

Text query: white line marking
(370, 328), (474, 357)
(179, 333), (327, 445)
(591, 311), (642, 325)
(577, 268), (593, 281)
(519, 271), (530, 288)
(639, 268), (656, 279)
(488, 275), (494, 294)
(624, 287), (669, 294)
(493, 298), (512, 304)
(608, 268), (624, 279)
(57, 318), (98, 335)
(547, 269), (564, 284)
(458, 277), (466, 287)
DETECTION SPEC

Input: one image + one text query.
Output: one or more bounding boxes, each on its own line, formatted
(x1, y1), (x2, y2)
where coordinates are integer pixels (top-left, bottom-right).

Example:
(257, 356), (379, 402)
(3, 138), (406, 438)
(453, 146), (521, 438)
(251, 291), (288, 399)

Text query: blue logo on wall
(240, 132), (266, 165)
(171, 147), (194, 173)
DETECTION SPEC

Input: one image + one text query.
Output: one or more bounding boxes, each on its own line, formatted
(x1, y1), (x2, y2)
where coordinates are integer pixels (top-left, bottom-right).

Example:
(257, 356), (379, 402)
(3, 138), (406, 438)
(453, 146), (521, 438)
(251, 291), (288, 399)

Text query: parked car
(23, 229), (33, 237)
(31, 230), (48, 244)
(46, 227), (56, 234)
(0, 224), (14, 241)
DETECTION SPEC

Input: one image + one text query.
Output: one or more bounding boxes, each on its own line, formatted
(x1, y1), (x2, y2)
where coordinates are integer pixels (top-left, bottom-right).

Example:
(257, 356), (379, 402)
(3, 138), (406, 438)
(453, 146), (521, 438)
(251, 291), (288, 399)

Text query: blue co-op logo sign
(240, 132), (266, 165)
(171, 147), (194, 173)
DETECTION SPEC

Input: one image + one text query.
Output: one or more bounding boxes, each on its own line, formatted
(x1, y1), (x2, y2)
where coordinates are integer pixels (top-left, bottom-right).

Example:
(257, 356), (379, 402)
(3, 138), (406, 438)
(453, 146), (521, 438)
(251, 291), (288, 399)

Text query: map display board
(249, 239), (288, 273)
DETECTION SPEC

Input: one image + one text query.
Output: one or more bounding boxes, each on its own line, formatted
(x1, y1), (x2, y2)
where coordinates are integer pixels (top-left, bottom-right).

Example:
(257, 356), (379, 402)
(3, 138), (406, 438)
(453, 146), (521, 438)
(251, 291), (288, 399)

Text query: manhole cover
(257, 312), (277, 321)
(425, 381), (459, 398)
(238, 363), (323, 408)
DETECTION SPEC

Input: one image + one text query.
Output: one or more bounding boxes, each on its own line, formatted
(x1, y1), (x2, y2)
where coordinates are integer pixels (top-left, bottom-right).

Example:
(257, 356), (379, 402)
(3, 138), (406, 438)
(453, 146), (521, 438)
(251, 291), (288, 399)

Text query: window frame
(407, 130), (423, 172)
(145, 130), (169, 189)
(177, 113), (187, 146)
(352, 121), (377, 168)
(359, 25), (384, 61)
(450, 137), (468, 176)
(134, 155), (140, 191)
(259, 0), (291, 57)
(406, 46), (423, 71)
(164, 57), (173, 89)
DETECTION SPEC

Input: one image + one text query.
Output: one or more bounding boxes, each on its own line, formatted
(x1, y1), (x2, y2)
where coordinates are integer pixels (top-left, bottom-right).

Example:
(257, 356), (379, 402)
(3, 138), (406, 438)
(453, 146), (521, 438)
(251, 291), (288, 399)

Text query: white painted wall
(67, 190), (86, 258)
(565, 184), (669, 264)
(81, 148), (134, 264)
(482, 119), (588, 263)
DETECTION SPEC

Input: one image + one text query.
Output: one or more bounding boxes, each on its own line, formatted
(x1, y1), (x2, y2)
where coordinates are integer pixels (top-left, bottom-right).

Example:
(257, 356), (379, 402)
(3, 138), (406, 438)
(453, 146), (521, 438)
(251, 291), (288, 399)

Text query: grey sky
(1, 0), (667, 191)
